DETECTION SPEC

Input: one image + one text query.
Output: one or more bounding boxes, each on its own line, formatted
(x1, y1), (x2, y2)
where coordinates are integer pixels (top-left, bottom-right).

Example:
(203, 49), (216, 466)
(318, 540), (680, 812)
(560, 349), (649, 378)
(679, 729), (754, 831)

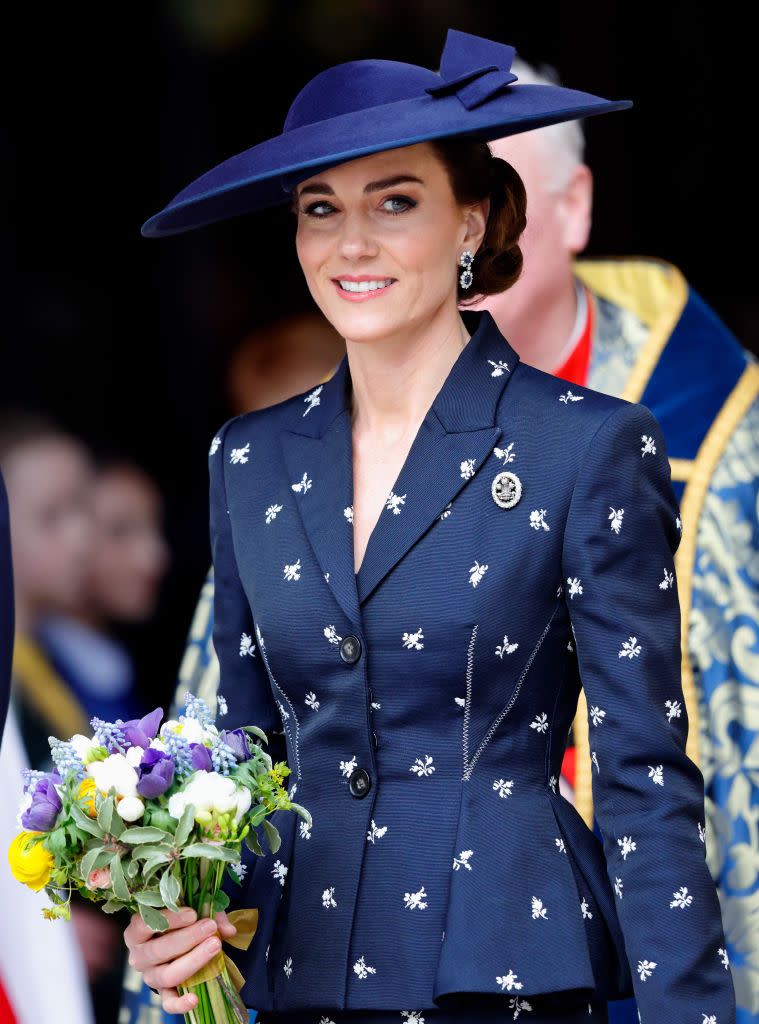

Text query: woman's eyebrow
(297, 174), (425, 198)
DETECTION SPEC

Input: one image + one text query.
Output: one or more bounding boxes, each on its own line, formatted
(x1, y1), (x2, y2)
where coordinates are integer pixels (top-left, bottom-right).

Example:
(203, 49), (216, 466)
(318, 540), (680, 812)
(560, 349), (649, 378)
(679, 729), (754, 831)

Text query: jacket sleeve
(209, 418), (289, 907)
(561, 400), (736, 1022)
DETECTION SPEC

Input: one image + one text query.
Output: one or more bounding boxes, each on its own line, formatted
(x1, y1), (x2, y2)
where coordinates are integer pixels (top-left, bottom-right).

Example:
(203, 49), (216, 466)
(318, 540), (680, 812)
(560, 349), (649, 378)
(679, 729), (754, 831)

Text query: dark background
(7, 2), (753, 710)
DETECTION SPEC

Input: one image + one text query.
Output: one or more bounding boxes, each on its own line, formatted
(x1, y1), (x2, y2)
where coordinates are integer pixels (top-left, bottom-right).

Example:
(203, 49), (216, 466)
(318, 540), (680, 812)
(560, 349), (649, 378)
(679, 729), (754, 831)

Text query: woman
(124, 28), (736, 1023)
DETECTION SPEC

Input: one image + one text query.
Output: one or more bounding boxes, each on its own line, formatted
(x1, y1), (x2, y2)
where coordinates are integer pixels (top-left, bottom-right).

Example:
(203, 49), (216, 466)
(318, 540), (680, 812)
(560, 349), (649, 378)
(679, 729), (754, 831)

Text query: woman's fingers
(214, 909), (239, 938)
(125, 907), (197, 951)
(160, 985), (199, 1016)
(145, 929), (224, 991)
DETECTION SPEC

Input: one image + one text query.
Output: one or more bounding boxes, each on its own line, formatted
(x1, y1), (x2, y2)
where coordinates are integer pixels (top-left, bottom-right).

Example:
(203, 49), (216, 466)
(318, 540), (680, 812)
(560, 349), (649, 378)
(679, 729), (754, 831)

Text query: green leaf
(131, 843), (173, 860)
(71, 803), (104, 839)
(110, 854), (131, 902)
(97, 794), (115, 834)
(245, 829), (263, 857)
(108, 808), (125, 837)
(138, 903), (169, 933)
(288, 802), (312, 827)
(248, 805), (268, 827)
(160, 868), (181, 912)
(126, 858), (141, 879)
(80, 844), (106, 880)
(119, 827), (174, 845)
(135, 890), (165, 907)
(212, 888), (230, 912)
(262, 819), (281, 855)
(101, 899), (129, 914)
(47, 828), (68, 855)
(142, 853), (171, 881)
(173, 803), (196, 848)
(181, 843), (241, 863)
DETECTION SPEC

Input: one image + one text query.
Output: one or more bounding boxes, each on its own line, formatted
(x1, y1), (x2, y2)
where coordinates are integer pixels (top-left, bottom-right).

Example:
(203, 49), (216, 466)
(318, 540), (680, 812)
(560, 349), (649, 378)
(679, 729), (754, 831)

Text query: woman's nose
(336, 211), (379, 260)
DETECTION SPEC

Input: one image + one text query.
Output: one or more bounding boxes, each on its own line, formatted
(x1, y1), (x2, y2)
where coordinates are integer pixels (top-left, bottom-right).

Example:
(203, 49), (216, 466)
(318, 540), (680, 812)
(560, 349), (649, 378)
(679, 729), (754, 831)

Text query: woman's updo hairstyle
(427, 136), (527, 305)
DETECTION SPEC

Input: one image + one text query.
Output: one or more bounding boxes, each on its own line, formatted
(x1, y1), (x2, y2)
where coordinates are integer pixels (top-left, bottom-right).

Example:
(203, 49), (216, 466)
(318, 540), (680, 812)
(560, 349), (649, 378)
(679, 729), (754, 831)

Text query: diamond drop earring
(459, 250), (474, 289)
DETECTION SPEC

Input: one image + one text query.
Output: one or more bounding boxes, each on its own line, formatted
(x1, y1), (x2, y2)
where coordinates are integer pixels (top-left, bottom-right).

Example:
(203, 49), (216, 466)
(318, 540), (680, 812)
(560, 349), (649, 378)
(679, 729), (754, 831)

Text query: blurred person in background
(36, 454), (170, 730)
(471, 55), (759, 1024)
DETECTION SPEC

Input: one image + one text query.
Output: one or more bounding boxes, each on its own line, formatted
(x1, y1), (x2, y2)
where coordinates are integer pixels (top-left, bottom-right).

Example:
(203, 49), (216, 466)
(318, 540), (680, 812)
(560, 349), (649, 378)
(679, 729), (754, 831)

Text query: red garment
(0, 967), (18, 1023)
(552, 283), (594, 791)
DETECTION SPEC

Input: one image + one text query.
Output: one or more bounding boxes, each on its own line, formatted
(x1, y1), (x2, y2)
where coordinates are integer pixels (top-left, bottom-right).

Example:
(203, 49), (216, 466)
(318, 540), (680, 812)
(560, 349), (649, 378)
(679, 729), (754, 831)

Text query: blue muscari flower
(163, 731), (193, 781)
(90, 716), (127, 754)
(20, 768), (47, 794)
(48, 738), (86, 783)
(183, 692), (215, 729)
(210, 737), (237, 777)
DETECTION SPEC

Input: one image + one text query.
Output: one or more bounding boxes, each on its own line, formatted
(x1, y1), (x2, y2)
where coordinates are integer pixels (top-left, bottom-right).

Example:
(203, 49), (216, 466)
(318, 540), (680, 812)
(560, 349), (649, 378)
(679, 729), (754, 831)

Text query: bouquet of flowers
(7, 692), (310, 1024)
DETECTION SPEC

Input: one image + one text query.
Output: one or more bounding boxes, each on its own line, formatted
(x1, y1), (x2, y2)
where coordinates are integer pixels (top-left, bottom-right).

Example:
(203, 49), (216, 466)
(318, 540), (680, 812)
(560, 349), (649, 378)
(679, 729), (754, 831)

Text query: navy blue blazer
(209, 309), (736, 1020)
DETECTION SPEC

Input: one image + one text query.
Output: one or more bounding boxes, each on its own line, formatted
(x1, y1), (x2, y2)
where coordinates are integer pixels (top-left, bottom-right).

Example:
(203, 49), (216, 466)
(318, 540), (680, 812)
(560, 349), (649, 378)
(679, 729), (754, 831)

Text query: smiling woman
(131, 25), (736, 1024)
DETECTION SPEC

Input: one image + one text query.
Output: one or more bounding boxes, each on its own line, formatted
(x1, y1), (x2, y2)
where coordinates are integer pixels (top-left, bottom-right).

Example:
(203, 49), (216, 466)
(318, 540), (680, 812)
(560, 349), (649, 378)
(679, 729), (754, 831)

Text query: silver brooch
(491, 471), (522, 509)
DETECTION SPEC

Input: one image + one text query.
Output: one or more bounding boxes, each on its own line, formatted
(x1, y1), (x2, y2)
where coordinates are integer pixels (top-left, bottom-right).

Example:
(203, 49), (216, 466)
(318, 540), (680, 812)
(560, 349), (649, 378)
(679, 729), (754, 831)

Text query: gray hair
(501, 55), (587, 193)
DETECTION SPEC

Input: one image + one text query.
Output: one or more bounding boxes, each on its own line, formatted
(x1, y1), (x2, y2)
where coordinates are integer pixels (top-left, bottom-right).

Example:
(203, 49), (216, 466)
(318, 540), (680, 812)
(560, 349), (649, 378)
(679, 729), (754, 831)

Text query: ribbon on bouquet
(184, 907), (259, 991)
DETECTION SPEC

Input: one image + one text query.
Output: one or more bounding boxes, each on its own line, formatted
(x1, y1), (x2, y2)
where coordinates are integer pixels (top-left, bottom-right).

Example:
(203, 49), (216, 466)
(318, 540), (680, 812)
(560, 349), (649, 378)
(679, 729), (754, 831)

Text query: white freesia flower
(149, 737), (167, 752)
(70, 733), (99, 761)
(87, 753), (139, 799)
(116, 796), (145, 822)
(168, 770), (252, 825)
(125, 745), (144, 768)
(161, 717), (210, 746)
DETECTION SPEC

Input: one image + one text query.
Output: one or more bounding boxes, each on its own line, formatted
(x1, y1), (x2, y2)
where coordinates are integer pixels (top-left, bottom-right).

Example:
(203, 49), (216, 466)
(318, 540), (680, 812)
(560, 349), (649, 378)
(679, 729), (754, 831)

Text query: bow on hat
(425, 29), (518, 110)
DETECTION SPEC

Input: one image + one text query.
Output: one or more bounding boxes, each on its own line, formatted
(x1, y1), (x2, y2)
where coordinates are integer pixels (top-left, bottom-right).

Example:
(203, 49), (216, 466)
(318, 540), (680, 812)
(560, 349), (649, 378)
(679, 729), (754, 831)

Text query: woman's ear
(462, 196), (490, 253)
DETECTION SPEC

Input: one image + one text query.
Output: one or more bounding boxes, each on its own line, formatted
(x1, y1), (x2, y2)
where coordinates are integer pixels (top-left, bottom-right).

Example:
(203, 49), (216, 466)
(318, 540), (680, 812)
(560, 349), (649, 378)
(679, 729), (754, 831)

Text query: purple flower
(220, 728), (252, 762)
(122, 707), (164, 750)
(22, 776), (63, 832)
(189, 742), (213, 772)
(135, 748), (175, 798)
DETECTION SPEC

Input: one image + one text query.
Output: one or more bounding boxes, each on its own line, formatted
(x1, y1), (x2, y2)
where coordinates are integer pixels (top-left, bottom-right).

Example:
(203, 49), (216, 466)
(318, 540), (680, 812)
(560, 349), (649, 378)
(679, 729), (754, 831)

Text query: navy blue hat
(141, 28), (632, 238)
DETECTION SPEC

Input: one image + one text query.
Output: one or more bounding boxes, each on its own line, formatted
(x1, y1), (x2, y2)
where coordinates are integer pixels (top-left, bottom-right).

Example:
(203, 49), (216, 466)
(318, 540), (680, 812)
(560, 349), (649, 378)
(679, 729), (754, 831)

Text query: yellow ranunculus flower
(8, 831), (54, 891)
(77, 777), (98, 817)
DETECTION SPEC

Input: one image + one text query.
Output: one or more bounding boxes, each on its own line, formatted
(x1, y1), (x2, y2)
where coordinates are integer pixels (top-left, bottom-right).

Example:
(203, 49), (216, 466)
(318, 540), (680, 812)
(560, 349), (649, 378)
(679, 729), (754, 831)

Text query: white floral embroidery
(591, 750), (600, 773)
(303, 386), (322, 416)
(469, 560), (489, 587)
(609, 506), (624, 533)
(229, 442), (250, 464)
(676, 513), (682, 531)
(619, 635), (641, 659)
(304, 691), (320, 711)
(566, 576), (583, 598)
(698, 821), (706, 843)
(324, 572), (330, 583)
(701, 1016), (717, 1024)
(559, 389), (584, 403)
(614, 876), (624, 899)
(555, 837), (566, 854)
(283, 956), (293, 978)
(291, 472), (312, 494)
(322, 886), (337, 908)
(209, 435), (221, 455)
(648, 764), (664, 786)
(271, 860), (288, 886)
(453, 850), (474, 871)
(276, 700), (289, 721)
(659, 567), (675, 590)
(439, 502), (452, 519)
(402, 628), (424, 650)
(493, 778), (514, 799)
(580, 897), (593, 919)
(400, 1014), (425, 1024)
(640, 433), (657, 457)
(493, 441), (516, 464)
(299, 820), (311, 839)
(665, 698), (683, 721)
(589, 705), (606, 727)
(386, 491), (406, 514)
(719, 946), (730, 968)
(530, 509), (550, 531)
(495, 635), (519, 657)
(403, 885), (428, 910)
(488, 358), (511, 377)
(371, 700), (381, 710)
(344, 505), (353, 524)
(283, 558), (301, 581)
(618, 835), (637, 860)
(530, 713), (549, 734)
(239, 632), (256, 658)
(496, 969), (523, 991)
(409, 755), (436, 777)
(217, 695), (228, 716)
(454, 696), (466, 707)
(265, 503), (283, 523)
(228, 860), (247, 882)
(531, 896), (548, 919)
(340, 755), (358, 778)
(636, 959), (657, 981)
(324, 625), (342, 645)
(460, 458), (477, 480)
(509, 997), (533, 1019)
(670, 885), (693, 909)
(367, 819), (388, 843)
(353, 955), (376, 979)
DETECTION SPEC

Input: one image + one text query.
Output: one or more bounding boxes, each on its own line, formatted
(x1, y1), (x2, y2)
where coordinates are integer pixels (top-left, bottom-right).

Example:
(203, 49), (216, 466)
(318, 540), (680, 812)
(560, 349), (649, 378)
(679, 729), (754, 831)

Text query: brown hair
(427, 135), (527, 304)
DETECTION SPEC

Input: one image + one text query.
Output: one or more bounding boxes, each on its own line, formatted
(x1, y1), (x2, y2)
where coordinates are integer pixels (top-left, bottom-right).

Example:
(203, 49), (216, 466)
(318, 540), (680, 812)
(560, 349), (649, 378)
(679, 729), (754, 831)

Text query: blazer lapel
(279, 309), (520, 620)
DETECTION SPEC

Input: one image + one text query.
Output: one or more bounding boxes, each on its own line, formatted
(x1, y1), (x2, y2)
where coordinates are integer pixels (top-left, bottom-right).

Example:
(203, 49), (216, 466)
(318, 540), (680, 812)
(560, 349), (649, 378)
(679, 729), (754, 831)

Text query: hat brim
(141, 84), (632, 238)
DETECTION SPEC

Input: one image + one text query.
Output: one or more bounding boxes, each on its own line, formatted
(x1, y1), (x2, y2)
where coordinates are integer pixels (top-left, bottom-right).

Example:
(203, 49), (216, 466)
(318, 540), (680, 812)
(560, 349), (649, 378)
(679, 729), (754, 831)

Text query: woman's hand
(124, 906), (239, 1016)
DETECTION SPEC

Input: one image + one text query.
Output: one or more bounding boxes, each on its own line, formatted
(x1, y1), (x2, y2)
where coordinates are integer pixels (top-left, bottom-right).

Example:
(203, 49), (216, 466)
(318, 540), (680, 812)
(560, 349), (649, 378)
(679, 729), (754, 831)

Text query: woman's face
(294, 143), (488, 344)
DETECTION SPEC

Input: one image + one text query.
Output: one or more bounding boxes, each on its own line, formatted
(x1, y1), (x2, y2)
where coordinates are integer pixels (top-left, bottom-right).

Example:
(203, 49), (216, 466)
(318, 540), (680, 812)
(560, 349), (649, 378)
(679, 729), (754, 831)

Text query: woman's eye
(302, 195), (416, 218)
(303, 201), (335, 217)
(382, 195), (416, 215)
